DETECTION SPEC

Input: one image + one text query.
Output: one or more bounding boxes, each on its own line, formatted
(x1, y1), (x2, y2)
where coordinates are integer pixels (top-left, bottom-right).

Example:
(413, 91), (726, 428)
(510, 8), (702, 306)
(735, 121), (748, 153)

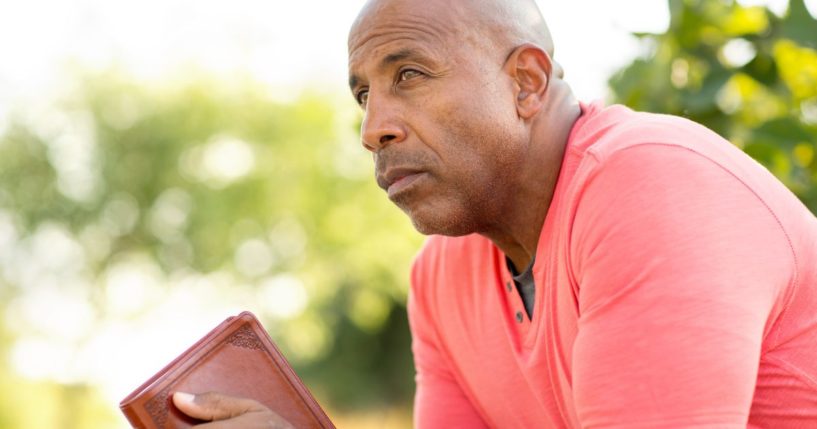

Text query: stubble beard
(388, 118), (522, 237)
(407, 202), (479, 237)
(398, 164), (511, 238)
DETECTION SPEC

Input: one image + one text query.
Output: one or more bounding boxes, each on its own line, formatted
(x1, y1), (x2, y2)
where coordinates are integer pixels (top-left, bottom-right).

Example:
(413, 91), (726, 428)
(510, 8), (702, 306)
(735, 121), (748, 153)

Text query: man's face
(347, 0), (524, 236)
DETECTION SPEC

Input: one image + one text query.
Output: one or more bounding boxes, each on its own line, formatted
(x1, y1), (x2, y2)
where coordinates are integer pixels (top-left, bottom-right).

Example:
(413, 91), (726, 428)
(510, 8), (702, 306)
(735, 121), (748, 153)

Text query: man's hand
(172, 391), (295, 428)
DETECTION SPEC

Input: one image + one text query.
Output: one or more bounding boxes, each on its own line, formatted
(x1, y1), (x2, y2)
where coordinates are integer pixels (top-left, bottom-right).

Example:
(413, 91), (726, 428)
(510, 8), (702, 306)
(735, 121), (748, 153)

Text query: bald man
(172, 0), (817, 427)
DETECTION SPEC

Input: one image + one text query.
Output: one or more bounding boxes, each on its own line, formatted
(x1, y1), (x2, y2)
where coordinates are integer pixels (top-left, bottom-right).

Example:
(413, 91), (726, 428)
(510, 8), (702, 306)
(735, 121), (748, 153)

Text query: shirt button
(506, 281), (512, 292)
(516, 312), (524, 323)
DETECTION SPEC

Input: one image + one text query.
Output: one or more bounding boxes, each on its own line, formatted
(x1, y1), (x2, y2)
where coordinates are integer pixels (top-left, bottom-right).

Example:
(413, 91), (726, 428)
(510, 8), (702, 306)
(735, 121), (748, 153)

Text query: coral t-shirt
(408, 102), (817, 428)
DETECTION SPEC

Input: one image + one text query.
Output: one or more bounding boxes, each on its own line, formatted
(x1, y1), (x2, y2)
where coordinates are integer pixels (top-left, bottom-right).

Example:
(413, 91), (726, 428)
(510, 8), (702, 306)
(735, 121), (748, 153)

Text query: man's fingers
(172, 391), (266, 421)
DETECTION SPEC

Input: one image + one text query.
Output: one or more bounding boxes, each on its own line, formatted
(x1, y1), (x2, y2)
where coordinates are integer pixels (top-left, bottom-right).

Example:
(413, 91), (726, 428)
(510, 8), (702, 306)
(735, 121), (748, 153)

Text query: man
(173, 0), (817, 427)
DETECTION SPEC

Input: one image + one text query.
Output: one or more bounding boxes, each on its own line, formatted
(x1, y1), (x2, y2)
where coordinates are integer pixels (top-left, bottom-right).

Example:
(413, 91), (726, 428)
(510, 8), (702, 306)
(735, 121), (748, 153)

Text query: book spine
(120, 404), (146, 429)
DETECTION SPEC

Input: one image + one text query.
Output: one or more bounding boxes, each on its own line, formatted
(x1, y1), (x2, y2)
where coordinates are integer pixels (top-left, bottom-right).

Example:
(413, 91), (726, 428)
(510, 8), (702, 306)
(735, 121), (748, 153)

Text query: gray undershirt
(506, 257), (536, 319)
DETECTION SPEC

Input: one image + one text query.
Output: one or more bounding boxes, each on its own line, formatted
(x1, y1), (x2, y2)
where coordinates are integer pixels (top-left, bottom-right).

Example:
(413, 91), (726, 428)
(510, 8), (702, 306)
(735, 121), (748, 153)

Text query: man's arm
(409, 256), (490, 428)
(570, 144), (791, 427)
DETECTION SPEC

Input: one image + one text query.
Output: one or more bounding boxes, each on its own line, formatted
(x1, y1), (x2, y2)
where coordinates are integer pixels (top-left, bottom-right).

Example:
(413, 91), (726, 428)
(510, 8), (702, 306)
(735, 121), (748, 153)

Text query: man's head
(347, 0), (568, 236)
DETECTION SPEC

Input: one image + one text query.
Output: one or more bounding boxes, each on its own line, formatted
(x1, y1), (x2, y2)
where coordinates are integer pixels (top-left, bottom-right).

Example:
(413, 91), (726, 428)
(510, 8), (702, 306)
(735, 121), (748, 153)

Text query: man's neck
(482, 84), (581, 270)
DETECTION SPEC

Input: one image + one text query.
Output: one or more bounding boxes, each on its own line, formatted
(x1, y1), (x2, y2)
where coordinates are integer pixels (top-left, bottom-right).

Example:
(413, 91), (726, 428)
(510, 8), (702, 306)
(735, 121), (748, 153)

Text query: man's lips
(376, 167), (427, 197)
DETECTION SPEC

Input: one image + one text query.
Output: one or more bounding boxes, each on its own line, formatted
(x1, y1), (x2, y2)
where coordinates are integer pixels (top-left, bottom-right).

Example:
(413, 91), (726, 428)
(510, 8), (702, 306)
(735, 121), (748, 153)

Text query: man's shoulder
(573, 102), (733, 163)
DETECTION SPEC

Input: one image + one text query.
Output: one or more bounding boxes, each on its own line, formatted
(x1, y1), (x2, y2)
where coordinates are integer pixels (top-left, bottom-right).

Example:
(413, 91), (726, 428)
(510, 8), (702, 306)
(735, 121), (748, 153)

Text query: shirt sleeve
(408, 252), (490, 429)
(570, 144), (793, 428)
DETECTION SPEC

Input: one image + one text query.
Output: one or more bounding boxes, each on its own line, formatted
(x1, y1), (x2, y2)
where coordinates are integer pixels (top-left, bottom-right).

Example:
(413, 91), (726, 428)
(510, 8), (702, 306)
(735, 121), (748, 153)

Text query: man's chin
(404, 208), (475, 237)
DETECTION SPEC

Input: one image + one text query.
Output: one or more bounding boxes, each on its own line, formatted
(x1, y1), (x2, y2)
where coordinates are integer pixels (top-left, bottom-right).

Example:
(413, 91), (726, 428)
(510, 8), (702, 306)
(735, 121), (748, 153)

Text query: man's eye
(356, 90), (369, 106)
(399, 69), (423, 81)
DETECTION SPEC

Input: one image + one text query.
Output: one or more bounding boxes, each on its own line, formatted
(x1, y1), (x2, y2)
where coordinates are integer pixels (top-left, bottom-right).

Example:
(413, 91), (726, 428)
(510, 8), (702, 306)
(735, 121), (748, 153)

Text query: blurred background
(0, 0), (815, 427)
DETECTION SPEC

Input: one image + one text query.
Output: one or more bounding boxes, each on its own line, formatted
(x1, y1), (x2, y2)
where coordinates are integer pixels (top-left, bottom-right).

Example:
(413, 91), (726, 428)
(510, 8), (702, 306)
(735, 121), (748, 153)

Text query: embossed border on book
(227, 324), (264, 350)
(146, 386), (173, 428)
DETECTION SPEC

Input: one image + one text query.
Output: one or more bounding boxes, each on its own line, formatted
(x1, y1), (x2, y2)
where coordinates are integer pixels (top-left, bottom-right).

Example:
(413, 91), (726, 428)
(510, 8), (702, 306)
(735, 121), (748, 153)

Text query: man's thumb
(172, 391), (263, 421)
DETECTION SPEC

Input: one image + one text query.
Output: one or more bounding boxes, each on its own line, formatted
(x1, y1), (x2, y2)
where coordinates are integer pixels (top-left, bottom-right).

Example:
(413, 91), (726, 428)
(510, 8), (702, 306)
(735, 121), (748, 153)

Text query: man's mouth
(377, 167), (427, 198)
(388, 172), (426, 198)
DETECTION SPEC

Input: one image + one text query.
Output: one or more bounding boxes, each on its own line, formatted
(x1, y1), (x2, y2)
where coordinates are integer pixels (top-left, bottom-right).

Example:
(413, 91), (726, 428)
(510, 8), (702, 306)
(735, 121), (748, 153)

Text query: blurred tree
(610, 0), (817, 211)
(5, 1), (816, 428)
(0, 72), (422, 427)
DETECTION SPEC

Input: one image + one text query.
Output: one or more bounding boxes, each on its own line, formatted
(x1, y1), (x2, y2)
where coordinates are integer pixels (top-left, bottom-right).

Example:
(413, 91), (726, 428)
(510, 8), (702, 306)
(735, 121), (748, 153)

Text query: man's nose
(360, 94), (406, 152)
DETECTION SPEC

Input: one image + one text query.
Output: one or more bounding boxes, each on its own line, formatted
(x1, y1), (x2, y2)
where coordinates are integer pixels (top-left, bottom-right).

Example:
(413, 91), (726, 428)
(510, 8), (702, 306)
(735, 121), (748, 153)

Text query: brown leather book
(119, 311), (335, 428)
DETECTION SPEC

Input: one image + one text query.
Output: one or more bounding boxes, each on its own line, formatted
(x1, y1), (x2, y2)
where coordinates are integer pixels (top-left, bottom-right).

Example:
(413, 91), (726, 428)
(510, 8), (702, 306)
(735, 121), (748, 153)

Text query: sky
(0, 0), (679, 110)
(2, 0), (813, 110)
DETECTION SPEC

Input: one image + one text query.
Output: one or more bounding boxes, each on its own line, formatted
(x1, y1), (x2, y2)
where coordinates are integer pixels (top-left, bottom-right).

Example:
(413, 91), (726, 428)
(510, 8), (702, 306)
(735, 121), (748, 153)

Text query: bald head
(460, 0), (555, 57)
(349, 0), (556, 64)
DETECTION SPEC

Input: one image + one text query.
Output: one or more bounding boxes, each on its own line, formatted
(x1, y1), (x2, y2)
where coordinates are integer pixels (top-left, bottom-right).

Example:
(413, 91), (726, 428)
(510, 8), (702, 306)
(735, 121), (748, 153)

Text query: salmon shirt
(408, 102), (817, 428)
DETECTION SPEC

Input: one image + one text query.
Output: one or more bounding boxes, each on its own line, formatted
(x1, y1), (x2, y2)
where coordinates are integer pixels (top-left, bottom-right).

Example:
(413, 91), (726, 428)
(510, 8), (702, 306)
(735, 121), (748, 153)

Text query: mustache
(374, 150), (435, 176)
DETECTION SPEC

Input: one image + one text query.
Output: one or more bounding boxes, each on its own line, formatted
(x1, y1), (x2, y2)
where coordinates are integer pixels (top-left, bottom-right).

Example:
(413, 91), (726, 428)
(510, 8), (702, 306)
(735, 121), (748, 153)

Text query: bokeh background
(0, 0), (815, 427)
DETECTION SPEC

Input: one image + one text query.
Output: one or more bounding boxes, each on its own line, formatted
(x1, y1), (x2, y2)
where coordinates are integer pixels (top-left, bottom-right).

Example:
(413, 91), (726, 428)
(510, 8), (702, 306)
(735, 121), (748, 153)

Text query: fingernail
(174, 391), (195, 404)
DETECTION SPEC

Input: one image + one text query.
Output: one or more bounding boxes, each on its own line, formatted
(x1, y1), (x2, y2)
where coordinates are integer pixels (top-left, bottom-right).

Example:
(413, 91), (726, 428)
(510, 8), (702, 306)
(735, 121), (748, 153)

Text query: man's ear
(504, 43), (553, 119)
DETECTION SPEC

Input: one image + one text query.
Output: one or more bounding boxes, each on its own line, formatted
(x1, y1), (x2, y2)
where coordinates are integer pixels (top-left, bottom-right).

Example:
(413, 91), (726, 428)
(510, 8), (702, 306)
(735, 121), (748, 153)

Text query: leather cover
(119, 311), (335, 428)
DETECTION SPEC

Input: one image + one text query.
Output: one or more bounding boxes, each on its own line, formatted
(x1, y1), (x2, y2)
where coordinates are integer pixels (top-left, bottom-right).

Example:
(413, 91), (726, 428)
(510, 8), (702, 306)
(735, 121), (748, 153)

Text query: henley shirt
(408, 101), (817, 428)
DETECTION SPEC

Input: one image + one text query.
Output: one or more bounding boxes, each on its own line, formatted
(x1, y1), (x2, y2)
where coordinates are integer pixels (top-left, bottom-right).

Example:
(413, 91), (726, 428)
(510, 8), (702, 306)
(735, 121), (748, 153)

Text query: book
(119, 311), (335, 428)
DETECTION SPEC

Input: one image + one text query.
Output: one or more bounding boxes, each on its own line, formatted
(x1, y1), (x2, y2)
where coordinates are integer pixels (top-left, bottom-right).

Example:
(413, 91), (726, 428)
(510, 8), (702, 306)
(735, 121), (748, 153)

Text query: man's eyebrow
(349, 75), (360, 92)
(381, 48), (433, 69)
(349, 48), (434, 92)
(382, 49), (418, 67)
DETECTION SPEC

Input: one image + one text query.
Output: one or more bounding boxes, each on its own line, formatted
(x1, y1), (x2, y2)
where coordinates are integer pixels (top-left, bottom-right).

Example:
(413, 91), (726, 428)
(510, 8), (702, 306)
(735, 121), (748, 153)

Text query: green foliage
(6, 1), (816, 427)
(610, 0), (817, 210)
(0, 72), (422, 427)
